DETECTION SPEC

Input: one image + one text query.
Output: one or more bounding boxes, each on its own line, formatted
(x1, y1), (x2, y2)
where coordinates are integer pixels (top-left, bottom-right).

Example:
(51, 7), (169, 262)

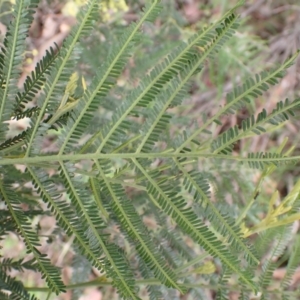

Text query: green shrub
(1, 0), (300, 299)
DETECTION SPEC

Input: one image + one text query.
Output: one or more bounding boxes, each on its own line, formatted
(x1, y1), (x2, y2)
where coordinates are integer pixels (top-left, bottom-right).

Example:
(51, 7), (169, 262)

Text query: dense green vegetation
(1, 1), (300, 299)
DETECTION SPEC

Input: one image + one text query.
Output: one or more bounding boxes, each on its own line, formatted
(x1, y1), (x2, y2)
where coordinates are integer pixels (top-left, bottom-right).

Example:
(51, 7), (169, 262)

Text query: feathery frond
(1, 0), (300, 298)
(0, 0), (39, 142)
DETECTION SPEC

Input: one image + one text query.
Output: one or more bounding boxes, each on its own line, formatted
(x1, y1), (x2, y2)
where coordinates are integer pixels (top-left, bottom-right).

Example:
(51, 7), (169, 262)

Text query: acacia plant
(1, 0), (300, 299)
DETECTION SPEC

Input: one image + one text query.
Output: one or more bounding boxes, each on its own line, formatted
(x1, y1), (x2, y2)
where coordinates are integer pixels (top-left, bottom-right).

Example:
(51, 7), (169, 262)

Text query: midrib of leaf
(176, 51), (300, 153)
(95, 160), (185, 293)
(59, 162), (138, 299)
(0, 182), (63, 294)
(174, 160), (259, 265)
(2, 152), (300, 165)
(89, 177), (109, 220)
(25, 0), (97, 156)
(132, 158), (256, 292)
(59, 0), (161, 155)
(27, 166), (106, 272)
(93, 6), (242, 154)
(0, 0), (24, 125)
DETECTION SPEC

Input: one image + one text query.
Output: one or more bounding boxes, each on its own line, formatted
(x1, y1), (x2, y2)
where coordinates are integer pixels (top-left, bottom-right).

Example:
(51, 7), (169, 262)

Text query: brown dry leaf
(0, 21), (7, 37)
(183, 1), (202, 24)
(79, 288), (102, 300)
(273, 266), (300, 286)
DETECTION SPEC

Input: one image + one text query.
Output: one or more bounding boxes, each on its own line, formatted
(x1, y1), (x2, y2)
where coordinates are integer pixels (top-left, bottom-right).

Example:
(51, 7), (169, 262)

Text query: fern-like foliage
(211, 98), (300, 155)
(1, 0), (300, 299)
